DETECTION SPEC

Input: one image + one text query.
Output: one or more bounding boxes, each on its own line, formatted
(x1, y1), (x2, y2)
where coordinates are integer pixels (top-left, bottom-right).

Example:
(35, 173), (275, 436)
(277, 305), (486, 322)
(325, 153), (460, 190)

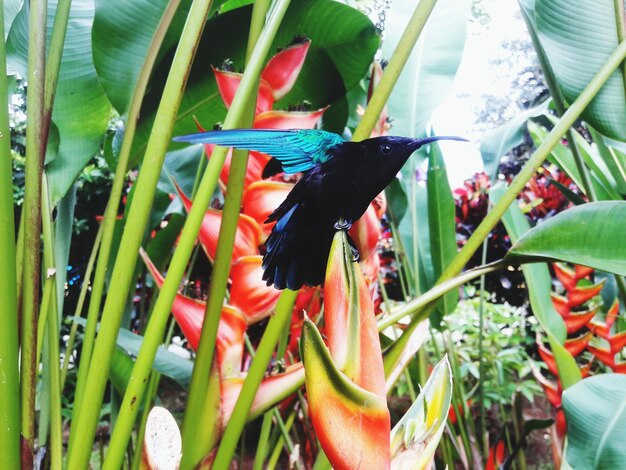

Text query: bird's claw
(334, 219), (353, 231)
(350, 245), (360, 262)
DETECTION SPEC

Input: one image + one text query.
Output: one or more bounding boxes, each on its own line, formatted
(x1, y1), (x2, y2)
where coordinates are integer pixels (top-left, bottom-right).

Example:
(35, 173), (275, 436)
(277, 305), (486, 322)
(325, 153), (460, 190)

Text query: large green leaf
(427, 143), (458, 326)
(382, 0), (470, 138)
(92, 0), (171, 114)
(131, 0), (379, 164)
(563, 374), (626, 469)
(7, 0), (112, 202)
(479, 100), (549, 182)
(534, 0), (626, 140)
(506, 201), (626, 276)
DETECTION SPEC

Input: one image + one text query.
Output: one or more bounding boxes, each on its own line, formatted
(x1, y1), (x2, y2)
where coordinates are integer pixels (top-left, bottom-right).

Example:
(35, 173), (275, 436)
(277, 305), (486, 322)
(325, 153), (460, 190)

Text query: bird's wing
(173, 129), (344, 173)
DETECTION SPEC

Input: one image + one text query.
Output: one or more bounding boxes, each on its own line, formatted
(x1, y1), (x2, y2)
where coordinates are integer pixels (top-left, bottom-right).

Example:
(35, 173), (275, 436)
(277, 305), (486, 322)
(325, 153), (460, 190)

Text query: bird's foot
(350, 245), (360, 262)
(334, 219), (353, 231)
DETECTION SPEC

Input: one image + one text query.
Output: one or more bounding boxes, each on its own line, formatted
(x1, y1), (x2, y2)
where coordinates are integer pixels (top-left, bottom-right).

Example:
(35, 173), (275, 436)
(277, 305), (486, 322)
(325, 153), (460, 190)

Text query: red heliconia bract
(176, 186), (262, 264)
(349, 202), (381, 262)
(213, 66), (275, 114)
(261, 39), (311, 100)
(229, 255), (281, 324)
(242, 181), (294, 240)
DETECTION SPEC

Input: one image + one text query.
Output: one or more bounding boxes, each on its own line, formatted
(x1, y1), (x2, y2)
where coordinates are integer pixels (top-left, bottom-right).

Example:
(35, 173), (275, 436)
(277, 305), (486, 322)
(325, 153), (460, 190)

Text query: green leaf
(92, 0), (171, 114)
(479, 100), (549, 182)
(534, 0), (626, 140)
(132, 0), (379, 164)
(589, 126), (626, 195)
(506, 201), (626, 276)
(382, 0), (470, 138)
(73, 318), (193, 386)
(7, 0), (112, 202)
(563, 374), (626, 469)
(427, 143), (458, 326)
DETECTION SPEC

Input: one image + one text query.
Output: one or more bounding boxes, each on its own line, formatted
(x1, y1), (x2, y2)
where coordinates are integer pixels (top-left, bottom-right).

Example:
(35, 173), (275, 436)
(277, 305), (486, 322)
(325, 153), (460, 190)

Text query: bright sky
(432, 0), (534, 188)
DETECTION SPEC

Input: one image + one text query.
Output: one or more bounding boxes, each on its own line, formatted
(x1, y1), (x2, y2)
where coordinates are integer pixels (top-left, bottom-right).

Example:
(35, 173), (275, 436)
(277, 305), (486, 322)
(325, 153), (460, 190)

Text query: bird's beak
(413, 135), (468, 150)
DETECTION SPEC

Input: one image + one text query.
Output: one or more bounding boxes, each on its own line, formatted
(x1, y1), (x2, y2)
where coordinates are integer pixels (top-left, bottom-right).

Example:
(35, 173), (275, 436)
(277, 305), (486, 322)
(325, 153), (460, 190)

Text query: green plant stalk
(105, 0), (285, 465)
(253, 412), (274, 470)
(378, 261), (505, 331)
(70, 0), (182, 438)
(180, 1), (291, 465)
(19, 0), (47, 460)
(65, 2), (209, 467)
(477, 238), (488, 458)
(396, 40), (626, 327)
(267, 410), (298, 470)
(0, 4), (20, 466)
(351, 0), (438, 141)
(15, 213), (24, 318)
(61, 223), (102, 388)
(41, 176), (63, 470)
(212, 289), (298, 469)
(614, 0), (626, 95)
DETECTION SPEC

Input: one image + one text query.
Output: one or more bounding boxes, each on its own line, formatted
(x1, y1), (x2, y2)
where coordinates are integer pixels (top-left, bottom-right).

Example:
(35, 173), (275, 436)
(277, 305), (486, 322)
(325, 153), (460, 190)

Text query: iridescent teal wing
(173, 129), (344, 173)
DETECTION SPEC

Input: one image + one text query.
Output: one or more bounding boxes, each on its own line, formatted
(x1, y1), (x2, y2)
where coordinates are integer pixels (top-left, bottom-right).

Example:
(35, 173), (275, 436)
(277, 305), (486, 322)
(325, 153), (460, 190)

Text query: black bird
(174, 129), (466, 290)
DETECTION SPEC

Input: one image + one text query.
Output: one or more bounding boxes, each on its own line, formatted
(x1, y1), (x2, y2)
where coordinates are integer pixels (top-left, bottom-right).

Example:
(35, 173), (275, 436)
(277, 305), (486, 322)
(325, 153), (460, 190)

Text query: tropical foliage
(1, 0), (625, 469)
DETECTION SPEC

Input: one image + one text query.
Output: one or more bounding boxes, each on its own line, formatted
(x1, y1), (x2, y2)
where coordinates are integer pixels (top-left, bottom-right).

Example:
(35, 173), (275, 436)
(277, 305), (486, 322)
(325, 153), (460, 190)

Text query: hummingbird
(174, 129), (466, 290)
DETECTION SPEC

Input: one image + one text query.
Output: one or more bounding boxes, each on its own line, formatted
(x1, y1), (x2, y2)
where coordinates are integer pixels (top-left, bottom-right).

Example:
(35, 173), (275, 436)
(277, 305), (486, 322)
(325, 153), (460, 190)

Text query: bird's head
(358, 135), (467, 166)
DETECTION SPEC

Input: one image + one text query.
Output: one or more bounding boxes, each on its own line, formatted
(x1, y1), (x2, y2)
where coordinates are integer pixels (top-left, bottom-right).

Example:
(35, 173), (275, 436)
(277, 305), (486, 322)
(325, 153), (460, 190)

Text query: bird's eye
(380, 144), (392, 155)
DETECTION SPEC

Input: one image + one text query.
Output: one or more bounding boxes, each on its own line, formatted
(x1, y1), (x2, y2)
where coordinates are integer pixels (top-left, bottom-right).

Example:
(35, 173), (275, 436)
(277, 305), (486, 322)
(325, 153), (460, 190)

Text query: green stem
(212, 289), (298, 469)
(378, 261), (505, 331)
(70, 0), (182, 440)
(61, 223), (102, 388)
(41, 176), (63, 470)
(66, 1), (206, 467)
(267, 410), (297, 470)
(351, 0), (438, 141)
(20, 0), (47, 462)
(477, 238), (488, 458)
(0, 4), (20, 467)
(253, 413), (274, 470)
(180, 1), (291, 466)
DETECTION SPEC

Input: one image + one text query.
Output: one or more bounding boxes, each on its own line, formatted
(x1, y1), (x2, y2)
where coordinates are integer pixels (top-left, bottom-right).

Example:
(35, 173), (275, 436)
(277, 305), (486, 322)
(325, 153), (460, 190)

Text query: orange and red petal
(241, 181), (293, 240)
(230, 255), (281, 324)
(253, 108), (327, 130)
(261, 40), (311, 100)
(213, 66), (274, 114)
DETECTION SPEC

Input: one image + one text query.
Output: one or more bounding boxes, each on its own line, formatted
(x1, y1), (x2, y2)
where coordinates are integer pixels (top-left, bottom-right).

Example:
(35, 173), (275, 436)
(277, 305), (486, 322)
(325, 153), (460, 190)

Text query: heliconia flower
(563, 331), (592, 356)
(288, 286), (323, 356)
(586, 344), (615, 369)
(213, 67), (275, 114)
(360, 250), (381, 287)
(555, 409), (567, 438)
(220, 363), (305, 426)
(213, 39), (311, 114)
(390, 357), (452, 470)
(590, 299), (619, 339)
(253, 108), (327, 130)
(175, 184), (262, 263)
(551, 293), (569, 317)
(229, 255), (281, 324)
(323, 231), (386, 397)
(485, 440), (506, 470)
(261, 39), (311, 100)
(574, 265), (594, 280)
(139, 249), (245, 375)
(301, 318), (391, 470)
(241, 181), (294, 240)
(567, 280), (605, 307)
(349, 202), (381, 262)
(531, 365), (562, 408)
(553, 262), (577, 292)
(560, 308), (597, 334)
